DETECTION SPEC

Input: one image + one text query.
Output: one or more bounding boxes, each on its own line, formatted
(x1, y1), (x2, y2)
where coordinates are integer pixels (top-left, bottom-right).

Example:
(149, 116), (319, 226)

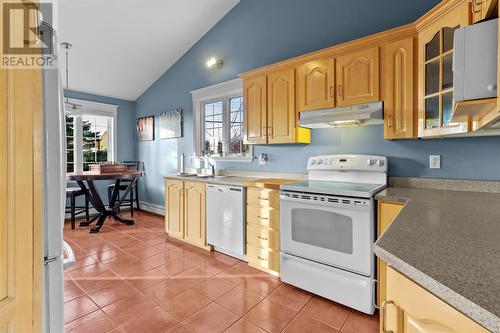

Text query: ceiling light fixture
(206, 57), (223, 70)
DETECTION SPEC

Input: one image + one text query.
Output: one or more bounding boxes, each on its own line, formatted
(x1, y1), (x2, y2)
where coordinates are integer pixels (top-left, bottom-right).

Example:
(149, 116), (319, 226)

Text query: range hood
(298, 102), (384, 129)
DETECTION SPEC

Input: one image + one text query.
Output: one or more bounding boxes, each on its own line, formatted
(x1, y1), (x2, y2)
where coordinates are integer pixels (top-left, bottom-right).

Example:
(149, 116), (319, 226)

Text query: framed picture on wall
(136, 116), (155, 141)
(159, 108), (183, 139)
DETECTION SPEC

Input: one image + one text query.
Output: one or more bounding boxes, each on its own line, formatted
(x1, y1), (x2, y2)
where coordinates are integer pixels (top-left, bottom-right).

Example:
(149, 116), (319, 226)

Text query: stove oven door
(280, 191), (374, 276)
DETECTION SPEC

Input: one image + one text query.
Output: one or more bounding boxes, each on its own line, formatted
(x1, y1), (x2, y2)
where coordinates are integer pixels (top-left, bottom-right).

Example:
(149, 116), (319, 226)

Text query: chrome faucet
(207, 161), (215, 177)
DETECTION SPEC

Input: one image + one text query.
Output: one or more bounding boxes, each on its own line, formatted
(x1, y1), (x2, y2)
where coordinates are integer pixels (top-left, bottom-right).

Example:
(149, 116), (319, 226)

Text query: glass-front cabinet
(418, 1), (470, 137)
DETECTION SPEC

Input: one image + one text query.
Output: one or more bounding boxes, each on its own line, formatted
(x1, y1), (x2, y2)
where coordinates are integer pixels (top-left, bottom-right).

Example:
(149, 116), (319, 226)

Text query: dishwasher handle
(206, 184), (243, 193)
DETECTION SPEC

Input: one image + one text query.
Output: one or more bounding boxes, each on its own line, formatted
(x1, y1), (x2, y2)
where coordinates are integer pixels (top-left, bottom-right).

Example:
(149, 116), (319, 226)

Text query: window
(192, 79), (252, 161)
(202, 97), (249, 158)
(65, 98), (117, 172)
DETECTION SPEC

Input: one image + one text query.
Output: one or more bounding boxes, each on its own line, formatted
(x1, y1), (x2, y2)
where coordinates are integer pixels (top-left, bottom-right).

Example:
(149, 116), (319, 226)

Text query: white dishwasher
(206, 184), (246, 260)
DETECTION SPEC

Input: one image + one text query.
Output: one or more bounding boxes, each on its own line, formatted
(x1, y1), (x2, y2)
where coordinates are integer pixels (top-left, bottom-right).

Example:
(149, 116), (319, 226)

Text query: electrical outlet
(259, 153), (268, 166)
(429, 155), (441, 169)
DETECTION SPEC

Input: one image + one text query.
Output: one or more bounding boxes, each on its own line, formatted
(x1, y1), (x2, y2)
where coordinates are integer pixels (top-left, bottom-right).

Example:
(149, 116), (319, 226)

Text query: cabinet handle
(337, 85), (343, 97)
(329, 86), (334, 97)
(257, 197), (269, 201)
(388, 114), (393, 128)
(257, 236), (268, 240)
(381, 300), (396, 333)
(257, 256), (268, 261)
(257, 215), (269, 220)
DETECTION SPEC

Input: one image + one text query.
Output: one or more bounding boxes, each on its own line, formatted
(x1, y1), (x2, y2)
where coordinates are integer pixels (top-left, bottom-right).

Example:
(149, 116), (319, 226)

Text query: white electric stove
(279, 154), (387, 315)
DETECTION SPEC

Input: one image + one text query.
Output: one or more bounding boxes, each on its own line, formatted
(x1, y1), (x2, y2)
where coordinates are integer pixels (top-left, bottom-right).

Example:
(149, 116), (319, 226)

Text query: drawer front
(247, 244), (280, 273)
(247, 188), (280, 208)
(247, 204), (280, 230)
(247, 224), (280, 251)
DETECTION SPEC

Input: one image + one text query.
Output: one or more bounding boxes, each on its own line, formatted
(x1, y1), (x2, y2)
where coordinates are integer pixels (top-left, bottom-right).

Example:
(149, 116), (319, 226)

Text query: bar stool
(65, 185), (90, 229)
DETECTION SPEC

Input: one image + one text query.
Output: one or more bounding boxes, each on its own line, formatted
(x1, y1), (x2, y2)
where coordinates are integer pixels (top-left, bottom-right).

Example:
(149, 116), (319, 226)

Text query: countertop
(375, 187), (500, 332)
(165, 174), (257, 187)
(165, 174), (300, 190)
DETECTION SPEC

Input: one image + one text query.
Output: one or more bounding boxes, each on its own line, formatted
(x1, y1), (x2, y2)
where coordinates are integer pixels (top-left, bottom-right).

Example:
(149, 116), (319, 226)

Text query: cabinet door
(184, 181), (206, 247)
(384, 267), (490, 333)
(384, 38), (415, 139)
(267, 69), (296, 144)
(244, 76), (267, 144)
(377, 202), (404, 310)
(296, 59), (335, 111)
(336, 46), (380, 106)
(166, 179), (184, 239)
(0, 2), (43, 330)
(418, 1), (470, 137)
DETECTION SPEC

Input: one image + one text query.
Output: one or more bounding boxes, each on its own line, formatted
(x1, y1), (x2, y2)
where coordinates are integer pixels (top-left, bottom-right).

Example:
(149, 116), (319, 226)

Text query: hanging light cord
(61, 42), (72, 104)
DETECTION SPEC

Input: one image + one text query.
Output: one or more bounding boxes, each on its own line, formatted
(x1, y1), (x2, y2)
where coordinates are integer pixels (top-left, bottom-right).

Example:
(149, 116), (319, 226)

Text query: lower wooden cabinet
(246, 187), (281, 276)
(165, 179), (211, 250)
(383, 267), (489, 333)
(377, 201), (404, 310)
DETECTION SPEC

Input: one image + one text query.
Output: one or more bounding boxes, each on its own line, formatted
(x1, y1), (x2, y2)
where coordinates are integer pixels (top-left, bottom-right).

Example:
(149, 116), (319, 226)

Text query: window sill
(190, 156), (254, 163)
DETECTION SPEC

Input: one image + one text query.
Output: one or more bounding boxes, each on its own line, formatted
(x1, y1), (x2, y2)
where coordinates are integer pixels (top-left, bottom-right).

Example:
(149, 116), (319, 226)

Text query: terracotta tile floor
(64, 211), (379, 333)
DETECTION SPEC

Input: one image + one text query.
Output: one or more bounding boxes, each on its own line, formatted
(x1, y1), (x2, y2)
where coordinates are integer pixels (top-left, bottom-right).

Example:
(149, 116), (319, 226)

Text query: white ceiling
(58, 0), (239, 101)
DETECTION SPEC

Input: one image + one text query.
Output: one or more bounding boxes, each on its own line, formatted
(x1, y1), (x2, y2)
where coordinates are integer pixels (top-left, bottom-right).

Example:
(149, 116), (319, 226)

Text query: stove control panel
(307, 154), (387, 172)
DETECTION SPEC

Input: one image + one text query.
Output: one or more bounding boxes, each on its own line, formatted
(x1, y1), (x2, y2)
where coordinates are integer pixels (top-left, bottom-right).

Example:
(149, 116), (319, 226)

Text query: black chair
(65, 184), (90, 229)
(107, 161), (143, 217)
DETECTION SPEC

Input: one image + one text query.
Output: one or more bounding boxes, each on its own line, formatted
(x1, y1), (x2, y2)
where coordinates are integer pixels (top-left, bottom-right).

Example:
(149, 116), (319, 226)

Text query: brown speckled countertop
(375, 187), (500, 332)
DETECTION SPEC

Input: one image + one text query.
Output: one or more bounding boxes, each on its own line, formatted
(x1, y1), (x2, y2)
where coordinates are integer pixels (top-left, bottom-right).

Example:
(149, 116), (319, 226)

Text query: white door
(280, 192), (374, 276)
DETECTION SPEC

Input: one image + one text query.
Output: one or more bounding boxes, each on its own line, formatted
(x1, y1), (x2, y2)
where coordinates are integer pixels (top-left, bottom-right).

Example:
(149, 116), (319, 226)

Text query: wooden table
(67, 170), (143, 233)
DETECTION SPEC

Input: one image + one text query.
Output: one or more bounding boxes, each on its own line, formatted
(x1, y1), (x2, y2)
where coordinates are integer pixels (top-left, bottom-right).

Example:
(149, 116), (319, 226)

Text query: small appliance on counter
(279, 154), (387, 315)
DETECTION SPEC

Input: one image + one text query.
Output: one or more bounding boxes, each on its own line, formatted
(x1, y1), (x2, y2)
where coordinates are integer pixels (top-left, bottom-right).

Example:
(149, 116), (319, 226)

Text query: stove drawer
(247, 224), (280, 251)
(247, 204), (280, 230)
(247, 188), (280, 208)
(247, 244), (280, 274)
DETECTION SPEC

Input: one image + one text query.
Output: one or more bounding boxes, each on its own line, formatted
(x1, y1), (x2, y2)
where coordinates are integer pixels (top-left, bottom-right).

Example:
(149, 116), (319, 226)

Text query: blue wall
(65, 90), (136, 204)
(133, 0), (500, 206)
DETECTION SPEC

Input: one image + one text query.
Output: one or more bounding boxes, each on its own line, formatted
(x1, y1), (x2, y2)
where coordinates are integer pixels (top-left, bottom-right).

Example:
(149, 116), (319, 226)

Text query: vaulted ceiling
(58, 0), (240, 101)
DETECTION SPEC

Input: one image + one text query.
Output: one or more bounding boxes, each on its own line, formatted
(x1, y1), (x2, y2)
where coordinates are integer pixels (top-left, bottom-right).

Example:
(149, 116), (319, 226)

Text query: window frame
(65, 98), (118, 172)
(191, 78), (253, 162)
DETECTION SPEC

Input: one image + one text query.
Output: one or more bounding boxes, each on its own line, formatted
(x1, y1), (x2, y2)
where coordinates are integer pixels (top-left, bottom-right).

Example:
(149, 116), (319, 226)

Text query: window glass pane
(425, 60), (439, 96)
(442, 53), (453, 90)
(443, 26), (458, 53)
(65, 115), (74, 172)
(442, 92), (454, 127)
(425, 96), (440, 129)
(228, 97), (248, 156)
(425, 31), (440, 61)
(203, 101), (224, 156)
(77, 114), (111, 171)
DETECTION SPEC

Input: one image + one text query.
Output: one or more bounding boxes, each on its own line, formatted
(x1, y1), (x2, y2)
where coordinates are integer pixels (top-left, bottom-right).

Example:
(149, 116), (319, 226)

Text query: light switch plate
(429, 155), (441, 169)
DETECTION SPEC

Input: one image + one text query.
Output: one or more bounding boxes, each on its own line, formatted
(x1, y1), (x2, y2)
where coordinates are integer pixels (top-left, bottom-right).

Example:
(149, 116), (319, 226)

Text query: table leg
(75, 178), (138, 233)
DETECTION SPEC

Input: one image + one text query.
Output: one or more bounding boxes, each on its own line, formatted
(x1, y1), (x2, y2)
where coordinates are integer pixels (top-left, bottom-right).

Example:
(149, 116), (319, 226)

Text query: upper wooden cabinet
(336, 46), (380, 106)
(418, 0), (470, 137)
(383, 267), (490, 333)
(383, 38), (416, 139)
(244, 76), (268, 144)
(243, 71), (310, 145)
(267, 69), (297, 144)
(296, 59), (335, 111)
